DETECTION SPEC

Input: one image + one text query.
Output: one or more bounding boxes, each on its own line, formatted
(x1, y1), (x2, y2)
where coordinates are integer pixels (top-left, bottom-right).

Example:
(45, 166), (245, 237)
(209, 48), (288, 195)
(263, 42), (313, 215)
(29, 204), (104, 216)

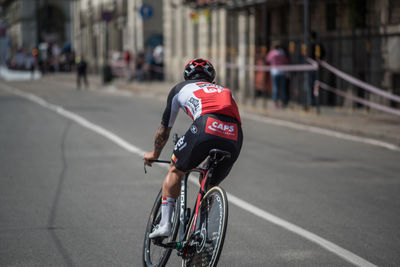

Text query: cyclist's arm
(144, 85), (180, 166)
(153, 124), (171, 158)
(155, 85), (180, 157)
(161, 83), (183, 128)
(143, 124), (171, 166)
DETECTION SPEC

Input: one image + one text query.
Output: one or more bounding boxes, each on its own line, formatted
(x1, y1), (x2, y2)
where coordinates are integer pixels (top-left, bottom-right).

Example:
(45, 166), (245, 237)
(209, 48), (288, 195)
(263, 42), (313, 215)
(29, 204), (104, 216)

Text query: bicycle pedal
(152, 237), (165, 245)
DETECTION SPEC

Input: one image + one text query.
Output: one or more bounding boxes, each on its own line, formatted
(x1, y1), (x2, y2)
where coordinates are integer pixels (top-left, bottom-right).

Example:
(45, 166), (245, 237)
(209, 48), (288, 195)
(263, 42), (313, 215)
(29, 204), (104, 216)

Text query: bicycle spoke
(183, 187), (228, 267)
(143, 190), (180, 267)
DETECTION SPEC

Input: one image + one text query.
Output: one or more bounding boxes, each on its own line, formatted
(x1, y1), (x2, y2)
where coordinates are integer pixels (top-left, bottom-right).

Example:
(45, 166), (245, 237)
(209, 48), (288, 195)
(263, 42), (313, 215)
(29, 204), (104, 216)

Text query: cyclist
(143, 58), (243, 239)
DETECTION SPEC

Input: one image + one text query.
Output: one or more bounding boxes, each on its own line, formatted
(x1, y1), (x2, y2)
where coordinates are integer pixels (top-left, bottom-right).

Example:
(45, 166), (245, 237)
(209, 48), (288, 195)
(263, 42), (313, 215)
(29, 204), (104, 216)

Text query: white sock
(160, 197), (176, 226)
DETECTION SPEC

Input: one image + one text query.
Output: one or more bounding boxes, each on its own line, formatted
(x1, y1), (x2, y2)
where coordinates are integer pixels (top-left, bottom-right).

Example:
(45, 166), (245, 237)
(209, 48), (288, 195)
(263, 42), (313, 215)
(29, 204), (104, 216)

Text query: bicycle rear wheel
(182, 186), (228, 267)
(143, 189), (180, 267)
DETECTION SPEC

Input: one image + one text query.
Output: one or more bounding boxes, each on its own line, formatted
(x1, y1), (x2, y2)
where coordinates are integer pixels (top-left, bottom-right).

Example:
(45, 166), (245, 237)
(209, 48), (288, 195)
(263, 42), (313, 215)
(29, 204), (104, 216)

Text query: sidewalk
(0, 66), (41, 81)
(41, 73), (400, 147)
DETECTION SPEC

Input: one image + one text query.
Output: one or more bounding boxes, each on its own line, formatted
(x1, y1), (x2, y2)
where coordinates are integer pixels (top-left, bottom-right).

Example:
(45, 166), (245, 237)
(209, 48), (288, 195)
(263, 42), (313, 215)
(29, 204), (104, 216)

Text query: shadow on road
(47, 121), (76, 267)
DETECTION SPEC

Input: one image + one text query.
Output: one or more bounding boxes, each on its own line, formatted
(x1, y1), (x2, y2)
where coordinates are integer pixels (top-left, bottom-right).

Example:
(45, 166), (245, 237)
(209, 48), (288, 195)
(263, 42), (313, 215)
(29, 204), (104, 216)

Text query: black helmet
(183, 58), (215, 82)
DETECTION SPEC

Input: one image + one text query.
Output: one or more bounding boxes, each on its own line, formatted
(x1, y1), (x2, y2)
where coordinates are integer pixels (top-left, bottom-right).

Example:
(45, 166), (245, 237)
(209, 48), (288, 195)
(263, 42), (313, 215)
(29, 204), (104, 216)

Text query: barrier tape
(318, 60), (400, 103)
(222, 58), (399, 116)
(220, 58), (318, 72)
(315, 81), (400, 117)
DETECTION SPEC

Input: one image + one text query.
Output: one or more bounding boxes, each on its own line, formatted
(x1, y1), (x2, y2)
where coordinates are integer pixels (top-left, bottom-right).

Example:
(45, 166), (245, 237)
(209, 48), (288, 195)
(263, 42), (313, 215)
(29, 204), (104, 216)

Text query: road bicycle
(143, 135), (230, 267)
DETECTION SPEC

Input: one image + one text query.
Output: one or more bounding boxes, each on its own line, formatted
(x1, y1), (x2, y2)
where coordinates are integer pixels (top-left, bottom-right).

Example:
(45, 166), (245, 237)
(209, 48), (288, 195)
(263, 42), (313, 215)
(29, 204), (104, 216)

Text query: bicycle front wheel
(143, 189), (180, 267)
(182, 186), (228, 267)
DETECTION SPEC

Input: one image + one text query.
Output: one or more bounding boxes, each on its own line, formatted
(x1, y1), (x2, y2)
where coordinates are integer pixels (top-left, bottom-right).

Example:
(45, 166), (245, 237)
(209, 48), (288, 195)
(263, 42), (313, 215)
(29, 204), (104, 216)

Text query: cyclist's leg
(143, 188), (181, 267)
(200, 141), (237, 188)
(208, 159), (234, 187)
(150, 116), (205, 239)
(171, 116), (212, 185)
(149, 164), (184, 239)
(203, 118), (243, 187)
(162, 163), (185, 199)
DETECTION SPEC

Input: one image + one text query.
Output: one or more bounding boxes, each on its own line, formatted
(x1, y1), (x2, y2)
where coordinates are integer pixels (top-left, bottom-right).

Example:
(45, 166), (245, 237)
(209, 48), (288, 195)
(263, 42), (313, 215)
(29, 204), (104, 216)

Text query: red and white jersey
(161, 80), (241, 128)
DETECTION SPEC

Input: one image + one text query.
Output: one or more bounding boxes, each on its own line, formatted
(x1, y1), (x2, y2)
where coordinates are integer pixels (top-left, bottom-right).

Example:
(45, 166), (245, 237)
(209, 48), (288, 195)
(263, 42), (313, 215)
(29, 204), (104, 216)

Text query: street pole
(102, 10), (112, 84)
(103, 20), (110, 84)
(106, 21), (109, 64)
(262, 3), (269, 109)
(35, 0), (40, 47)
(303, 0), (310, 111)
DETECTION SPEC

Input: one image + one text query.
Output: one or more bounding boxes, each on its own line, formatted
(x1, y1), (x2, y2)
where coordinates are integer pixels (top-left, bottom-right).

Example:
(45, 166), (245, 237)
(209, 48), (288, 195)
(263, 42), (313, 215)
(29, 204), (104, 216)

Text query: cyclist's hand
(143, 152), (157, 167)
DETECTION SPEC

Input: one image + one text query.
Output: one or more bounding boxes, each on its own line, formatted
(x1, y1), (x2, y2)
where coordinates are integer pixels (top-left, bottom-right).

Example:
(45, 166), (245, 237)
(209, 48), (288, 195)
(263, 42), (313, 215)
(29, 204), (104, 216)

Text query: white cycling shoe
(149, 223), (171, 239)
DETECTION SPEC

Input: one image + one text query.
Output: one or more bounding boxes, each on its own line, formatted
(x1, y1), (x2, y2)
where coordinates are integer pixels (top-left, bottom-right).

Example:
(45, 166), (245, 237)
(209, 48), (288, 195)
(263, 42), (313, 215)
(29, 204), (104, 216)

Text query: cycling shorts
(171, 113), (243, 186)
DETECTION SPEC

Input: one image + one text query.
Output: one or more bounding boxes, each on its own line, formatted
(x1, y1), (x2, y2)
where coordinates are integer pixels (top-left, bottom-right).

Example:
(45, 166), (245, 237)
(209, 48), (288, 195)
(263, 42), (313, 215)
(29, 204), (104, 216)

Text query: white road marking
(1, 83), (377, 267)
(226, 192), (376, 267)
(1, 83), (145, 155)
(243, 112), (400, 151)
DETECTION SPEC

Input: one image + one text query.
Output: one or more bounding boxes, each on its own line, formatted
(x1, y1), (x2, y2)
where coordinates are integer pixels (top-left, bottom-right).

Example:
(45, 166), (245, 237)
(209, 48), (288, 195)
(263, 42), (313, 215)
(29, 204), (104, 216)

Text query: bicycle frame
(148, 148), (230, 256)
(149, 161), (214, 252)
(179, 165), (211, 242)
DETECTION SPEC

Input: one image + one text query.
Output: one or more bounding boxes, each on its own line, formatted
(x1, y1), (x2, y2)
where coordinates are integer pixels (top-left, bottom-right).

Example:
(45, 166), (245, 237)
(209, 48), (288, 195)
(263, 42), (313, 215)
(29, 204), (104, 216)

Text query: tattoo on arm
(154, 125), (171, 158)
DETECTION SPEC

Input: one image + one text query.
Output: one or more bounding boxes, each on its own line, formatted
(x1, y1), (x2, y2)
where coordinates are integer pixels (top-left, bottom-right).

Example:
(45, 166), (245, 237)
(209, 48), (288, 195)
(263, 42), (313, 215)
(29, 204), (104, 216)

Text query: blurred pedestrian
(69, 50), (76, 71)
(152, 44), (164, 80)
(266, 43), (290, 108)
(31, 48), (38, 78)
(310, 31), (325, 106)
(52, 43), (61, 72)
(144, 47), (154, 80)
(254, 50), (266, 97)
(124, 50), (132, 80)
(14, 48), (25, 70)
(27, 53), (36, 79)
(76, 56), (88, 90)
(135, 51), (145, 82)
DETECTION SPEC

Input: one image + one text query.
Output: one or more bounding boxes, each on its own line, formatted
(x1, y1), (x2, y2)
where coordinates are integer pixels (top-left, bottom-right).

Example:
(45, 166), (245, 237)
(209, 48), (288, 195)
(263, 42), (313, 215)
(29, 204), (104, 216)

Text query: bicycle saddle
(209, 149), (231, 161)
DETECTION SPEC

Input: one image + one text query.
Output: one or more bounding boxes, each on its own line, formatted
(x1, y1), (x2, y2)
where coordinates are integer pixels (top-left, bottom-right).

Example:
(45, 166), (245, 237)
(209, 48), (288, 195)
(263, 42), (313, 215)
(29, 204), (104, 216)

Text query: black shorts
(171, 114), (243, 186)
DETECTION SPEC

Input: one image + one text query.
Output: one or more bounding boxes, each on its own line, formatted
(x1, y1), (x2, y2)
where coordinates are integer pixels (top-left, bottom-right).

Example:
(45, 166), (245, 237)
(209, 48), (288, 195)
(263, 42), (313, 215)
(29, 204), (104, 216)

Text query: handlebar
(149, 159), (171, 164)
(144, 159), (171, 174)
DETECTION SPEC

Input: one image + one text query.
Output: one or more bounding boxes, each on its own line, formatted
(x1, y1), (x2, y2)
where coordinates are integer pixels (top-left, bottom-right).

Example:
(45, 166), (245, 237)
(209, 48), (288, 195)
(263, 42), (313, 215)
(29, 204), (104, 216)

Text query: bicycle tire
(143, 189), (180, 267)
(182, 186), (228, 267)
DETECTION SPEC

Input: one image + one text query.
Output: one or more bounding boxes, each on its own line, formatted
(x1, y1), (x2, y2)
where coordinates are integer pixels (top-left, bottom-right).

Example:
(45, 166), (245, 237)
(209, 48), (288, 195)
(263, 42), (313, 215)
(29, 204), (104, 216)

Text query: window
(389, 0), (400, 24)
(280, 5), (288, 34)
(348, 0), (366, 29)
(326, 3), (336, 31)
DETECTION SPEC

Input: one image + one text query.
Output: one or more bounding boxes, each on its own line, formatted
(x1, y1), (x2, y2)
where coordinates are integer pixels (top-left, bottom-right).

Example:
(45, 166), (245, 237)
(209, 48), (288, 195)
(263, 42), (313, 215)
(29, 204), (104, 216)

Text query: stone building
(0, 0), (73, 55)
(73, 0), (163, 73)
(163, 0), (400, 107)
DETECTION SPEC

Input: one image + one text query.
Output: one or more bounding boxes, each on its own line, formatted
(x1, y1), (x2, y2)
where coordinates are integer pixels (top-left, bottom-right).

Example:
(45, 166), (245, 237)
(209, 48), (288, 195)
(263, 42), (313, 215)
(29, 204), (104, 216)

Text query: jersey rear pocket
(205, 117), (238, 141)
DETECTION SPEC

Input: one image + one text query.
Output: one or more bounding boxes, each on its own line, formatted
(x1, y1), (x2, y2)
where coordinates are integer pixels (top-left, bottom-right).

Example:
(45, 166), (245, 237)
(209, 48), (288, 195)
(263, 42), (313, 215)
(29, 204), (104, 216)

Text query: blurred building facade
(73, 0), (163, 73)
(164, 0), (400, 106)
(0, 0), (73, 55)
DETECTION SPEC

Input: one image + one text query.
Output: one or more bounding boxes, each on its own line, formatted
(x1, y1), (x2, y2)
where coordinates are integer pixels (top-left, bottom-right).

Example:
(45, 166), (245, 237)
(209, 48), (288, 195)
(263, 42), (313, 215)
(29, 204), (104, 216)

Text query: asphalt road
(1, 78), (399, 267)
